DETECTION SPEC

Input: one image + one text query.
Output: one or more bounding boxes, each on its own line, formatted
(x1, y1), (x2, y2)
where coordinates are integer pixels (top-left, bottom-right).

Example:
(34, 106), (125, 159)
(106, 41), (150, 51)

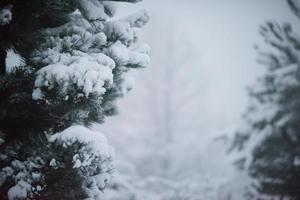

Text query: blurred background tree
(231, 0), (300, 199)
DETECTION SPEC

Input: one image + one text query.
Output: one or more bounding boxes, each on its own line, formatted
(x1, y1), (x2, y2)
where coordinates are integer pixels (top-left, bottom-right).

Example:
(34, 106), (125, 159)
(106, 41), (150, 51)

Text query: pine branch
(287, 0), (300, 18)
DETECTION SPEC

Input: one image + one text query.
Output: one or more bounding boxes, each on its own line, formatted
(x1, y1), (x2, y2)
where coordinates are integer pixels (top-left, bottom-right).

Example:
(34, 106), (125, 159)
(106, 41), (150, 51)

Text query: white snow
(32, 88), (44, 100)
(31, 172), (41, 181)
(101, 2), (117, 17)
(8, 181), (31, 200)
(33, 54), (114, 99)
(15, 172), (26, 182)
(104, 10), (149, 46)
(49, 159), (57, 168)
(36, 185), (42, 192)
(0, 5), (12, 26)
(104, 21), (134, 45)
(128, 48), (150, 68)
(94, 173), (110, 189)
(11, 160), (25, 171)
(0, 167), (13, 187)
(106, 41), (150, 67)
(125, 10), (150, 28)
(48, 125), (114, 159)
(72, 154), (83, 168)
(31, 5), (150, 102)
(106, 41), (129, 66)
(77, 0), (108, 21)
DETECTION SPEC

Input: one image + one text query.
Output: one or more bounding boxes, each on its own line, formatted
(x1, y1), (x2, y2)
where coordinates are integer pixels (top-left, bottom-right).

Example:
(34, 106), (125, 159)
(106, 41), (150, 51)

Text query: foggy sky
(110, 0), (300, 138)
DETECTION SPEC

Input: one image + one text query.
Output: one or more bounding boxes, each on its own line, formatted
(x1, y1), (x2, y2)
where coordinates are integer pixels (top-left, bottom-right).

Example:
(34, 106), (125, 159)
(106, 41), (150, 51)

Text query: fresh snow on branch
(31, 7), (150, 102)
(33, 53), (114, 99)
(48, 125), (114, 159)
(48, 125), (115, 199)
(0, 5), (12, 26)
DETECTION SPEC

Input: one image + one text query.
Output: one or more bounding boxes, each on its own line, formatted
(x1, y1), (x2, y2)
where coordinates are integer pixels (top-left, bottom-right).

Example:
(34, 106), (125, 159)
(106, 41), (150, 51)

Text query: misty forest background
(99, 0), (300, 199)
(1, 0), (300, 199)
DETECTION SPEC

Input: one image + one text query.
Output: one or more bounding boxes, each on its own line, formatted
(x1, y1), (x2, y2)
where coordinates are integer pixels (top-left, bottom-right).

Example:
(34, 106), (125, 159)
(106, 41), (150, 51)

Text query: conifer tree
(230, 0), (300, 199)
(0, 0), (149, 199)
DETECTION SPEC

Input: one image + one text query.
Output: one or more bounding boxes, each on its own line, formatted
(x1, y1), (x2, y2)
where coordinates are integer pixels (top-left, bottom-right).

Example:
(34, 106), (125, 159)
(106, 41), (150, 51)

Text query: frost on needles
(0, 0), (149, 199)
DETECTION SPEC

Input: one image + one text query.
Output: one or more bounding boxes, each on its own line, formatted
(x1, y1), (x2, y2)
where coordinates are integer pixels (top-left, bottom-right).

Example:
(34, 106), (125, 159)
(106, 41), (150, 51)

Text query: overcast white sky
(109, 0), (300, 138)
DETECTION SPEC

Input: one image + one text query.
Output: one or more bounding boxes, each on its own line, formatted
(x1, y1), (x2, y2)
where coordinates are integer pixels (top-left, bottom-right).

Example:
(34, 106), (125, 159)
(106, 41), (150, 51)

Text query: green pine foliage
(0, 0), (149, 199)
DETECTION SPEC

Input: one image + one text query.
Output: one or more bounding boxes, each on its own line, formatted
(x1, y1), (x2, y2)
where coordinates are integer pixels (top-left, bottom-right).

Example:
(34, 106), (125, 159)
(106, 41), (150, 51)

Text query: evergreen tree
(230, 0), (300, 199)
(0, 0), (149, 199)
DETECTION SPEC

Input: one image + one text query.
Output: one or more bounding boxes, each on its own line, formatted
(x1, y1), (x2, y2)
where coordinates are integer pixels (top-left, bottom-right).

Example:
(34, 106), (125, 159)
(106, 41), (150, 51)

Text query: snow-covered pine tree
(0, 0), (149, 199)
(230, 0), (300, 199)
